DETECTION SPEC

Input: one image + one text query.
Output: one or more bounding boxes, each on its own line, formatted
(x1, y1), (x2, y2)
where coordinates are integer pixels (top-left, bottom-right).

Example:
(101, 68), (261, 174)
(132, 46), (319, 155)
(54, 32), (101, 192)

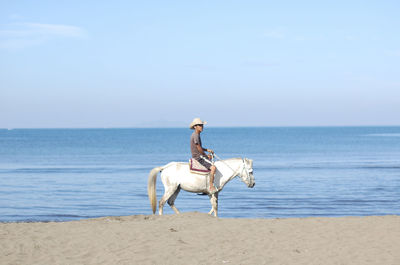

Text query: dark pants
(196, 157), (212, 170)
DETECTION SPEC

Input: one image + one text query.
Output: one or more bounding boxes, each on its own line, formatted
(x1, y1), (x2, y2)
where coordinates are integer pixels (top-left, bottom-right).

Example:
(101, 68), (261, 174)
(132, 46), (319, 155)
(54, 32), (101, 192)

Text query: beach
(1, 213), (399, 265)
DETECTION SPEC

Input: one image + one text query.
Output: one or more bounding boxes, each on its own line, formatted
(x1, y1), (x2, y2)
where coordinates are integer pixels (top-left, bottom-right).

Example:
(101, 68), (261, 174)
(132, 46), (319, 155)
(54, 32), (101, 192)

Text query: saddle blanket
(189, 158), (210, 175)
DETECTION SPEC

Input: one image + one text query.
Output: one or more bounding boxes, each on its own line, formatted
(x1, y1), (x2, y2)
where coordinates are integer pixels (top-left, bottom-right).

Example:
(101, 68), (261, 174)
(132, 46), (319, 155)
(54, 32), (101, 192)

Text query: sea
(0, 127), (399, 222)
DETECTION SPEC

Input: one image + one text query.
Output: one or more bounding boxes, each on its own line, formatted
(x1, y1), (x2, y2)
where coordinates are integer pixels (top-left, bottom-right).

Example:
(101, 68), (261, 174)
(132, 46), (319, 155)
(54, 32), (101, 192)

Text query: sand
(1, 213), (399, 265)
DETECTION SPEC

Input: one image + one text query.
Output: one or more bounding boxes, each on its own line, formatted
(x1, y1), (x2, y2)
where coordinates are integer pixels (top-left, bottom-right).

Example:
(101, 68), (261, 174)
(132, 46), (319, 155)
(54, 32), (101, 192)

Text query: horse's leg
(167, 186), (181, 214)
(208, 195), (213, 215)
(208, 193), (219, 217)
(159, 185), (178, 215)
(214, 193), (219, 217)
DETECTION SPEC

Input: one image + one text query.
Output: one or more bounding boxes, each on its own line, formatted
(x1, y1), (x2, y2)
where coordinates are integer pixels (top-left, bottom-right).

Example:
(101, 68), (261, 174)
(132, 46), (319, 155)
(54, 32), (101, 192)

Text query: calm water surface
(0, 127), (399, 222)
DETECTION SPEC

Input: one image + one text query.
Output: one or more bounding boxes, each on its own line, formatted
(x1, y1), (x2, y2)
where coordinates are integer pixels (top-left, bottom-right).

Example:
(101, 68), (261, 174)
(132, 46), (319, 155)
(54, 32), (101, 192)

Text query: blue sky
(1, 0), (399, 128)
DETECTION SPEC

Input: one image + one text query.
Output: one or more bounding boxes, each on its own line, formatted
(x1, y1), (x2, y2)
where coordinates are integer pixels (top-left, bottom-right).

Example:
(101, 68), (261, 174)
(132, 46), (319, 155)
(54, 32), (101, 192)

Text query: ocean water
(0, 127), (399, 222)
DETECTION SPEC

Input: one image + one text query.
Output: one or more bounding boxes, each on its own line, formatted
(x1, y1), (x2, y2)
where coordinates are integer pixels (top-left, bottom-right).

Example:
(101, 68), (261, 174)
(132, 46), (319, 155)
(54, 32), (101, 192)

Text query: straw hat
(190, 118), (207, 129)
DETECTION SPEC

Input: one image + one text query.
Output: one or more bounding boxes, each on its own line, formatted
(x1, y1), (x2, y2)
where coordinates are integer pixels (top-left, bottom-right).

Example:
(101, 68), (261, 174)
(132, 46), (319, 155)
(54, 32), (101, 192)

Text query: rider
(189, 118), (217, 193)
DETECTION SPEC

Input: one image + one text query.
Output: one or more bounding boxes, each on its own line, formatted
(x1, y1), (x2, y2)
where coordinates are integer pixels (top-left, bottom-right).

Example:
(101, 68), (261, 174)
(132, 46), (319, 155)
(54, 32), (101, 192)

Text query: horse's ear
(244, 158), (252, 166)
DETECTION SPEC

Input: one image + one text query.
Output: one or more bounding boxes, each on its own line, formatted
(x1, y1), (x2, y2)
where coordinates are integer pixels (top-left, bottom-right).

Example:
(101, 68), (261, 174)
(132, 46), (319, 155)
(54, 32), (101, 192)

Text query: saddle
(189, 158), (210, 175)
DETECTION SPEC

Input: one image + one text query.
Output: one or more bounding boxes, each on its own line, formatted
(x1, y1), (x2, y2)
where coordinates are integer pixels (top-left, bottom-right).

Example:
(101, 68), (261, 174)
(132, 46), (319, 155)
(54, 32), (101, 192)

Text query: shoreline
(1, 213), (399, 224)
(1, 213), (399, 265)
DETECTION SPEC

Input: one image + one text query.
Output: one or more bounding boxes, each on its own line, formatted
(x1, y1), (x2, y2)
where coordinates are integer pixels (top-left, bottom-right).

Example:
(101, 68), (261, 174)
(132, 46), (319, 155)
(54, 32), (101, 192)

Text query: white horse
(147, 157), (255, 217)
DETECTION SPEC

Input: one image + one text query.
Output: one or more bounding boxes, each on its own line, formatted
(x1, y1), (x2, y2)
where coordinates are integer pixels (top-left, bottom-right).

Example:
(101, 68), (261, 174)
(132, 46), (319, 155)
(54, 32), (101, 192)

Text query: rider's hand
(207, 149), (214, 154)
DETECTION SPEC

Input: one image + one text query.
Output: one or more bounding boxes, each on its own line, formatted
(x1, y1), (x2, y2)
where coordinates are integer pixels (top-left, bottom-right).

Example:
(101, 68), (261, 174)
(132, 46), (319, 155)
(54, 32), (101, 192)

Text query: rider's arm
(196, 144), (207, 156)
(196, 145), (214, 157)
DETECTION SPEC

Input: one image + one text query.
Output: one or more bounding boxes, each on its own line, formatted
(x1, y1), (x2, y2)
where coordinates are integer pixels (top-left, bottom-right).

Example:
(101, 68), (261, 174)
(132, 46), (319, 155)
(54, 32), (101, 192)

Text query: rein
(214, 154), (248, 182)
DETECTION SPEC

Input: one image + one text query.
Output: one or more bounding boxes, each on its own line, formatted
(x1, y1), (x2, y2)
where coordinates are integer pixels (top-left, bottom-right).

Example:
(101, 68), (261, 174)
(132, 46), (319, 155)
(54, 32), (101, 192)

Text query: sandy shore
(1, 213), (399, 265)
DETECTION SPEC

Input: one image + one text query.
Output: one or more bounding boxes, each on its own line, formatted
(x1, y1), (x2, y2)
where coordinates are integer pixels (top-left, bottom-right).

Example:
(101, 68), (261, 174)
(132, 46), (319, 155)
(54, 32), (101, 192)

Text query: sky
(1, 0), (399, 128)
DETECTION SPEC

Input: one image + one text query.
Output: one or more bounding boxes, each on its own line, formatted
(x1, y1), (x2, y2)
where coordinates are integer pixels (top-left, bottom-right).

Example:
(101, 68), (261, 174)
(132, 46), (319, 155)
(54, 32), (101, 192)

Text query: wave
(0, 166), (153, 174)
(364, 133), (400, 137)
(254, 164), (400, 170)
(2, 163), (400, 174)
(2, 214), (96, 223)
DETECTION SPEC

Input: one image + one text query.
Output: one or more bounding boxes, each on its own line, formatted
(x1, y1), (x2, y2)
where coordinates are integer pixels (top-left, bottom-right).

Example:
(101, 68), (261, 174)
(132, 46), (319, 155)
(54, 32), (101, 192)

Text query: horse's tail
(147, 166), (163, 214)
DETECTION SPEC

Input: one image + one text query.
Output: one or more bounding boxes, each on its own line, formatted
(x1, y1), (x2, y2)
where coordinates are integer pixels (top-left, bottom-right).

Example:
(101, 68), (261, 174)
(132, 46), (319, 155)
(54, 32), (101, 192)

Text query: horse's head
(239, 158), (255, 188)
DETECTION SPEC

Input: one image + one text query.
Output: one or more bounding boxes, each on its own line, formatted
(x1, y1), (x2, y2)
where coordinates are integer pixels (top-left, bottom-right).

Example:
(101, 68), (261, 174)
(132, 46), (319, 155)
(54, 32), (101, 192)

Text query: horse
(147, 157), (255, 217)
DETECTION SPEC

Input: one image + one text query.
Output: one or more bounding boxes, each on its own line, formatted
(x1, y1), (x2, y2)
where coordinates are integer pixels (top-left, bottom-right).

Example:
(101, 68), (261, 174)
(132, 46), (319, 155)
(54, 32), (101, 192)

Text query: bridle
(239, 158), (252, 185)
(213, 154), (252, 184)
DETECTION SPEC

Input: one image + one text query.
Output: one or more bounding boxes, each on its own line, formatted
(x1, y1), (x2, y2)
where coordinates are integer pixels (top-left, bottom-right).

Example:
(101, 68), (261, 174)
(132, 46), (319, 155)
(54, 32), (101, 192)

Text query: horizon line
(2, 124), (400, 130)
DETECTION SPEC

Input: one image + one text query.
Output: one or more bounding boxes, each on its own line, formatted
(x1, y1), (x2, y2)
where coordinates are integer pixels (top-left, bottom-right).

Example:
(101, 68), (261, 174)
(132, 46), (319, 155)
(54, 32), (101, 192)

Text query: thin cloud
(262, 28), (285, 39)
(0, 22), (87, 50)
(184, 64), (216, 71)
(386, 50), (400, 57)
(8, 14), (24, 20)
(241, 61), (279, 68)
(25, 23), (86, 38)
(344, 35), (357, 41)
